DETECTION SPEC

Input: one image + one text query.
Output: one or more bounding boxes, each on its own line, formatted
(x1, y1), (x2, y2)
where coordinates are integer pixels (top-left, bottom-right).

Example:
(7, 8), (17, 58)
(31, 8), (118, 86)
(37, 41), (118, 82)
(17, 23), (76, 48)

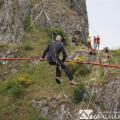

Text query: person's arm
(61, 46), (67, 62)
(42, 45), (49, 59)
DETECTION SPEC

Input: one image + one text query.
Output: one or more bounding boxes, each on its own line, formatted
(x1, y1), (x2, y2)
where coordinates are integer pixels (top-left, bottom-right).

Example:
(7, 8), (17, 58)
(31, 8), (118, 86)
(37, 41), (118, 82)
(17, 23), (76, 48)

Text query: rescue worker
(41, 35), (79, 85)
(86, 36), (92, 49)
(96, 35), (100, 50)
(93, 36), (97, 50)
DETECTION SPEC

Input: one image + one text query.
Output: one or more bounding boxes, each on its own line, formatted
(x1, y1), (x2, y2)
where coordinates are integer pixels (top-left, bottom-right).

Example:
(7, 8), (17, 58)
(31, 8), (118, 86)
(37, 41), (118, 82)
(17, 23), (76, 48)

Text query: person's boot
(55, 77), (61, 84)
(70, 80), (79, 85)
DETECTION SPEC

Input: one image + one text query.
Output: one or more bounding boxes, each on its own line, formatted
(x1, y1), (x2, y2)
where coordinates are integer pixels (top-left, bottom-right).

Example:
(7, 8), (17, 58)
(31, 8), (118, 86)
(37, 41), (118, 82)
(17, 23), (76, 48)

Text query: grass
(112, 49), (120, 64)
(0, 25), (76, 119)
(73, 83), (94, 104)
(0, 23), (120, 119)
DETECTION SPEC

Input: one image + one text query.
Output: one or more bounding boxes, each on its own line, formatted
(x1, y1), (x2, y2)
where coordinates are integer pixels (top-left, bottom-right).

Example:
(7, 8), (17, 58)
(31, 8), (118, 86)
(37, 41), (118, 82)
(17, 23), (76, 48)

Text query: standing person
(103, 47), (112, 62)
(86, 36), (92, 49)
(71, 36), (77, 49)
(93, 36), (97, 50)
(82, 31), (87, 49)
(96, 35), (100, 50)
(41, 35), (79, 85)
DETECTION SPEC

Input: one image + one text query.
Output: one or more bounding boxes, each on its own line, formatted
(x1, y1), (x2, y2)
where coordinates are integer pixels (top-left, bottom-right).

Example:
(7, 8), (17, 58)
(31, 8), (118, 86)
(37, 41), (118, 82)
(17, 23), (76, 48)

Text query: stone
(0, 0), (88, 44)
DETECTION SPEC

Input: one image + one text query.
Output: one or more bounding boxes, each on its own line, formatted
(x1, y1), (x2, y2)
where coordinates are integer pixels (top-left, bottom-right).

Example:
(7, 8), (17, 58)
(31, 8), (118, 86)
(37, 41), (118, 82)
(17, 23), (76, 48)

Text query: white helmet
(55, 35), (62, 41)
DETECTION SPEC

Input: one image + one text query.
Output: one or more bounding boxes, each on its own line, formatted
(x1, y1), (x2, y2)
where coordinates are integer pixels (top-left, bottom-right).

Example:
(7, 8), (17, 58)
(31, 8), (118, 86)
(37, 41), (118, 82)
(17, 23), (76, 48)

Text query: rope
(0, 58), (120, 69)
(69, 60), (96, 109)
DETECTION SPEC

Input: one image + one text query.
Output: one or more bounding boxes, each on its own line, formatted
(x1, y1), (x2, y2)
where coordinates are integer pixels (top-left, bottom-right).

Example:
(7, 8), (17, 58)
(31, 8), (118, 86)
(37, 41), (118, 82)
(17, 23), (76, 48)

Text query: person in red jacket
(96, 35), (100, 50)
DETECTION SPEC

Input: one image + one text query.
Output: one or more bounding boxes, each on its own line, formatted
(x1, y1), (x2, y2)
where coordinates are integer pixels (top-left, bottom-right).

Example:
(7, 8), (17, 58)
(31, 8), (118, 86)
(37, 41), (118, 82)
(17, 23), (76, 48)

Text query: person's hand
(39, 58), (45, 61)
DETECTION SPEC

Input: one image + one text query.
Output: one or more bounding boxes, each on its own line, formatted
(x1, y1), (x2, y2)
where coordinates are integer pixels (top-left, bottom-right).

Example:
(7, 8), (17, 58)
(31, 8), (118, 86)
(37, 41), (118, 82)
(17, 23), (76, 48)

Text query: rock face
(0, 0), (31, 44)
(32, 0), (88, 34)
(0, 0), (88, 44)
(95, 79), (120, 112)
(32, 99), (80, 120)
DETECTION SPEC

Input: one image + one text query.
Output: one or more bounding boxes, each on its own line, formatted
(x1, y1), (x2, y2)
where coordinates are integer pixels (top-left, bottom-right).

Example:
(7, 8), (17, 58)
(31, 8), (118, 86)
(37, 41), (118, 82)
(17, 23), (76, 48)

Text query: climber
(96, 35), (100, 50)
(41, 35), (79, 85)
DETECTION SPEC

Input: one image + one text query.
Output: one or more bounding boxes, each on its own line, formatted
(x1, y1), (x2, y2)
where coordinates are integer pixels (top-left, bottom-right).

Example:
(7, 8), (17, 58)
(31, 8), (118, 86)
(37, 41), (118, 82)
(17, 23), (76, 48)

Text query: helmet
(55, 35), (62, 41)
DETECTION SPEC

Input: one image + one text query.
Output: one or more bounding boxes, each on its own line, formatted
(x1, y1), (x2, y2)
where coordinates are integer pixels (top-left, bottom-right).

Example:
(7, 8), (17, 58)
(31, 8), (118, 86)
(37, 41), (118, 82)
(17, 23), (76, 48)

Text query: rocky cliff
(0, 0), (31, 44)
(0, 0), (88, 44)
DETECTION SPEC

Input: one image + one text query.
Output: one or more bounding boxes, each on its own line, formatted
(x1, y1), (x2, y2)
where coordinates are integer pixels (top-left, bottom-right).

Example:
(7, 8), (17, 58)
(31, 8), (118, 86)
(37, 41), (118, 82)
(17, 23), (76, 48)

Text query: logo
(79, 109), (93, 119)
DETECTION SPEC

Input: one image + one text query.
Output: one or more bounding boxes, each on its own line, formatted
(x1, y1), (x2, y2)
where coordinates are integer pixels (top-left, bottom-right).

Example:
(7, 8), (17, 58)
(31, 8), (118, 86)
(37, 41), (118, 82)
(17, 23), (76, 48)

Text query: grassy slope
(0, 0), (120, 118)
(0, 26), (120, 119)
(0, 26), (78, 120)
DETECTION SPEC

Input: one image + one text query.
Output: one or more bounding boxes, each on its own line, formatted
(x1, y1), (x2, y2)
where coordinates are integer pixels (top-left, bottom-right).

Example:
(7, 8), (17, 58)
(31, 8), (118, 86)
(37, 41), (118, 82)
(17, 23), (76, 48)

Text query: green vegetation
(23, 16), (31, 31)
(0, 44), (9, 50)
(73, 83), (95, 104)
(112, 49), (120, 63)
(49, 27), (68, 44)
(0, 22), (120, 120)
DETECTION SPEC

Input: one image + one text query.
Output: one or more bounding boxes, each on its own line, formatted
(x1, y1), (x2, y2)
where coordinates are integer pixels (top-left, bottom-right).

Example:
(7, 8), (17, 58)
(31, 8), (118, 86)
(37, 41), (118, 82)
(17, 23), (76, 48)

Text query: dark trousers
(48, 59), (73, 81)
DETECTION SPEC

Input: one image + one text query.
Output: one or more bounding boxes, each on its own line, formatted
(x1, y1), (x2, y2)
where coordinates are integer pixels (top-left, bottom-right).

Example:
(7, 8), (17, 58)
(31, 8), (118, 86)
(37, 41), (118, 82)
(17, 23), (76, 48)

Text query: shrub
(73, 83), (94, 103)
(49, 27), (68, 45)
(67, 56), (91, 77)
(0, 44), (8, 50)
(9, 84), (24, 97)
(22, 45), (34, 51)
(17, 74), (33, 86)
(1, 74), (33, 97)
(67, 56), (86, 71)
(76, 66), (91, 77)
(23, 16), (31, 31)
(75, 56), (86, 62)
(5, 81), (25, 98)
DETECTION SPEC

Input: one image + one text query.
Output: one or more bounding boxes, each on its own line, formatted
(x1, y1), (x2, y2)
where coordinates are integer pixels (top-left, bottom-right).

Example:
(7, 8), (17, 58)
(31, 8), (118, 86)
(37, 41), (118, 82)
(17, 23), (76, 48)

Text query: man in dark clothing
(96, 35), (100, 50)
(41, 35), (78, 85)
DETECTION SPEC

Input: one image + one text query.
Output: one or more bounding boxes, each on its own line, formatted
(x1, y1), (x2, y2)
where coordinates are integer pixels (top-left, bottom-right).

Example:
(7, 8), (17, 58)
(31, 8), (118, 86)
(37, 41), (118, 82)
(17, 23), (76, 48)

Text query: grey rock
(0, 0), (31, 44)
(32, 99), (80, 120)
(32, 0), (88, 35)
(0, 0), (88, 44)
(95, 79), (120, 112)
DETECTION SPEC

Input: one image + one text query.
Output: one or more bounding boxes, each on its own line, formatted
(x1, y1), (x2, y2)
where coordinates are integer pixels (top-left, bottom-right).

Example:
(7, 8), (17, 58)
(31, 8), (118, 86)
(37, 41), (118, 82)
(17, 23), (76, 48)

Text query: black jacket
(42, 41), (67, 62)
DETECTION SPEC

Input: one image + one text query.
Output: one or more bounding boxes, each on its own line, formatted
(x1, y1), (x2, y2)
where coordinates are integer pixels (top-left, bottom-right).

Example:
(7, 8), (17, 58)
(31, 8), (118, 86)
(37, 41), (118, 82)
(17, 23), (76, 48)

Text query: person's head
(55, 35), (62, 41)
(97, 35), (100, 38)
(104, 47), (109, 53)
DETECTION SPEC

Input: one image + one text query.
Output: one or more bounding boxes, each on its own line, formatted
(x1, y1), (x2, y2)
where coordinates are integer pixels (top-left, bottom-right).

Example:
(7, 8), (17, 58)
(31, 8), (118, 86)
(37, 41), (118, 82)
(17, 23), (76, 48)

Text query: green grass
(112, 49), (120, 64)
(0, 25), (76, 119)
(0, 24), (120, 119)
